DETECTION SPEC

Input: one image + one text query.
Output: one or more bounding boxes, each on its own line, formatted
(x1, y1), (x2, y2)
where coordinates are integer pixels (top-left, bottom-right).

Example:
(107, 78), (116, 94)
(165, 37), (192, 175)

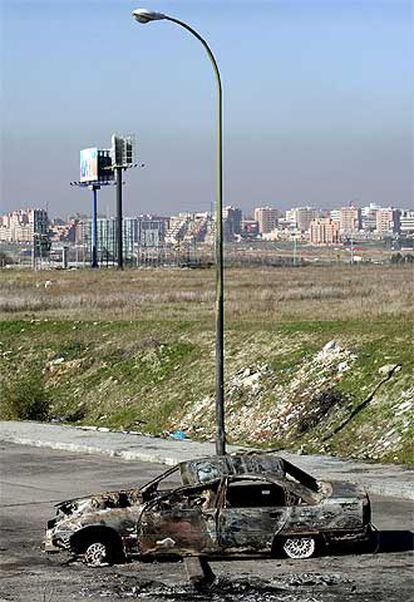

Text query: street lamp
(132, 8), (226, 456)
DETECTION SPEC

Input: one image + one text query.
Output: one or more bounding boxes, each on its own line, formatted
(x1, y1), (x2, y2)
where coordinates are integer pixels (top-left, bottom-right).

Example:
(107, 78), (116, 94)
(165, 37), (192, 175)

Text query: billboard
(80, 148), (98, 183)
(97, 150), (114, 182)
(111, 134), (135, 167)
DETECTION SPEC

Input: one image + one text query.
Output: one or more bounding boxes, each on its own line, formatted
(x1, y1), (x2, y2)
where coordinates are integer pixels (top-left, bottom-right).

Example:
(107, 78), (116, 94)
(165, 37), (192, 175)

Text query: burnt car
(43, 453), (372, 566)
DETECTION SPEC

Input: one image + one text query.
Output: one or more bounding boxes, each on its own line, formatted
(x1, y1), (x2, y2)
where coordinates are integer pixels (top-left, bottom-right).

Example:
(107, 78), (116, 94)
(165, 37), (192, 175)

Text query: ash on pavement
(1, 444), (413, 602)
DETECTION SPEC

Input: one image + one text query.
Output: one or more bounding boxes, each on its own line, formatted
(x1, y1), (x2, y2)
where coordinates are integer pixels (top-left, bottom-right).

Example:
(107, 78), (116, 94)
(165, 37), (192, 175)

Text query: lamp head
(132, 8), (166, 24)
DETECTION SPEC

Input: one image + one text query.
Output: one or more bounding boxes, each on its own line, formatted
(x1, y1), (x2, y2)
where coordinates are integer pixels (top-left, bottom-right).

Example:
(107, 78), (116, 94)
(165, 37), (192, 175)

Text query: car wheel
(282, 536), (316, 559)
(83, 540), (111, 567)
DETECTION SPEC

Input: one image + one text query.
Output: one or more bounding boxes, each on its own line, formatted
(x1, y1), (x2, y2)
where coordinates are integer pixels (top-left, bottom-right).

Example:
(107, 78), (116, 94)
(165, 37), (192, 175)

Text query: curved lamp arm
(132, 10), (226, 456)
(165, 16), (225, 457)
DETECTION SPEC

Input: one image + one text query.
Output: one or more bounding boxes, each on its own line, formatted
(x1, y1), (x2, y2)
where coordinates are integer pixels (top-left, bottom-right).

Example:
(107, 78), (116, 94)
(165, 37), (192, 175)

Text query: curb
(0, 434), (188, 467)
(1, 422), (413, 501)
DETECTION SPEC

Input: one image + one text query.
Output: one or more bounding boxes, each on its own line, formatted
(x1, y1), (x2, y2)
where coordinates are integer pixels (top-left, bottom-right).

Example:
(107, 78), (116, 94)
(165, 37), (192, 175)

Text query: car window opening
(226, 481), (285, 508)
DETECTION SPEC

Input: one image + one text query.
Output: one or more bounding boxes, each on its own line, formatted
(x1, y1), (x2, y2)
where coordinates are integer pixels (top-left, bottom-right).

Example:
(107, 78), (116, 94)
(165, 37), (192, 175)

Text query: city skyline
(1, 0), (412, 216)
(2, 198), (413, 223)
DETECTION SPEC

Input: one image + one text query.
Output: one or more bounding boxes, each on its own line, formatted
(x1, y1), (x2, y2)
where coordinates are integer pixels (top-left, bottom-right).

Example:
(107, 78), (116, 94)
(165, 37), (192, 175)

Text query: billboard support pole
(32, 234), (36, 271)
(91, 184), (100, 269)
(115, 166), (123, 270)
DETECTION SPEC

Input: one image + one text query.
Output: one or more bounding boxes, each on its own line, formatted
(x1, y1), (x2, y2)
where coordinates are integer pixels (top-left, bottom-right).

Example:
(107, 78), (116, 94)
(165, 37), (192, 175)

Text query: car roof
(179, 453), (318, 492)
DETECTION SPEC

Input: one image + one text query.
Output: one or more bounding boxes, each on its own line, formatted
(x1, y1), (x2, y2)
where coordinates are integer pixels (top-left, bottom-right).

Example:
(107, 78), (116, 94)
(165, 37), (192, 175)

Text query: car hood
(54, 488), (142, 517)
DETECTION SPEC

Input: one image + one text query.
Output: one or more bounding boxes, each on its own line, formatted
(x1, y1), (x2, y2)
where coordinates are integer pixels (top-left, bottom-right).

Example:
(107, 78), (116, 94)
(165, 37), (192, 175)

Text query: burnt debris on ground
(79, 572), (352, 601)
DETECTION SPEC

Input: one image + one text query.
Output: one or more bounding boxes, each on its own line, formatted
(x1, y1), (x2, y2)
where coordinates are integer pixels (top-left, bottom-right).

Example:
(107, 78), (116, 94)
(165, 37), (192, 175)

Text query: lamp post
(132, 8), (226, 456)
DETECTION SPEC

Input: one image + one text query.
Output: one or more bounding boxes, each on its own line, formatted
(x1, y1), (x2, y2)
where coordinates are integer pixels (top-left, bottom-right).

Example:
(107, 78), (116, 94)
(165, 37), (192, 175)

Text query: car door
(137, 483), (219, 556)
(217, 476), (289, 553)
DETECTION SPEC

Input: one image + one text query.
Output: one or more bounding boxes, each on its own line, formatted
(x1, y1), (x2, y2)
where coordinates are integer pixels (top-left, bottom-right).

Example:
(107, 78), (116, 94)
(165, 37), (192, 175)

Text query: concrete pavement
(2, 443), (413, 602)
(0, 420), (413, 500)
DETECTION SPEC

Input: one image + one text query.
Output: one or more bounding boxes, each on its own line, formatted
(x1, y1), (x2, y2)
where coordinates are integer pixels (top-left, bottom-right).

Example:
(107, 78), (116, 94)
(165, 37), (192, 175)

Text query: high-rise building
(376, 208), (400, 236)
(286, 207), (319, 232)
(75, 220), (90, 247)
(329, 209), (341, 224)
(76, 217), (140, 261)
(254, 206), (280, 234)
(223, 206), (242, 240)
(123, 217), (139, 258)
(309, 218), (339, 245)
(339, 206), (361, 234)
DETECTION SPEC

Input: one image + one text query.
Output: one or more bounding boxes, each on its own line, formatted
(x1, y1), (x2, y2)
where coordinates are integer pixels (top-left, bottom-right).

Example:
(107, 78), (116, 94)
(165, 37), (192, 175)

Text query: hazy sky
(1, 0), (412, 217)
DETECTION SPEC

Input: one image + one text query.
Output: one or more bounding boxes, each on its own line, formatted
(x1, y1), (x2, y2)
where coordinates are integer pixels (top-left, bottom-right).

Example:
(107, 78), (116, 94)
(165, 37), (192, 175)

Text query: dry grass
(1, 264), (413, 463)
(0, 264), (412, 322)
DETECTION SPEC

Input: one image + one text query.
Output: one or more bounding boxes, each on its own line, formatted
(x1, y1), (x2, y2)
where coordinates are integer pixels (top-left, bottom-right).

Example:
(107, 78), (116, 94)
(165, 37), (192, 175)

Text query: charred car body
(44, 454), (372, 566)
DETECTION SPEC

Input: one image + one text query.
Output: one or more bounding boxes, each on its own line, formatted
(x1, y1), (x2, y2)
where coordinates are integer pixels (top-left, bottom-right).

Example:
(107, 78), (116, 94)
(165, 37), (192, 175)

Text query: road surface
(1, 443), (413, 601)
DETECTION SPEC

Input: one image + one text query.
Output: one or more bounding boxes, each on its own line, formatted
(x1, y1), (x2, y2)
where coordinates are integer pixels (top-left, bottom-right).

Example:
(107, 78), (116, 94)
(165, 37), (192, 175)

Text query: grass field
(0, 264), (412, 322)
(0, 264), (413, 464)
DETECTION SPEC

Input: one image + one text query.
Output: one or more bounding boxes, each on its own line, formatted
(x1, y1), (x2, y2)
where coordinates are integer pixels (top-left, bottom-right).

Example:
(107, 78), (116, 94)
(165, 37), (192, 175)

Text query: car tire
(79, 532), (124, 567)
(282, 536), (316, 559)
(83, 540), (111, 567)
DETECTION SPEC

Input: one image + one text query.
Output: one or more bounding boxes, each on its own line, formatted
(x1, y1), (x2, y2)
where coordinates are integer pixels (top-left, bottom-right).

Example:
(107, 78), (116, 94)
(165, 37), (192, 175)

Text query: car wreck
(43, 453), (372, 566)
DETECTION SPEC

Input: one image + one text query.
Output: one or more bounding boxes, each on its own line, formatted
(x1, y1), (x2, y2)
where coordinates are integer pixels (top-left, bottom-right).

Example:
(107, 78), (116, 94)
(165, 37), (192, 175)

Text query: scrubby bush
(0, 372), (50, 421)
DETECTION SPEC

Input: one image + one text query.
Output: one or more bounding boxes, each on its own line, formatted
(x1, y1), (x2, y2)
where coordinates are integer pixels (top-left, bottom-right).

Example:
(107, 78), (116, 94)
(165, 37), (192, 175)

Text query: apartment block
(254, 206), (280, 234)
(339, 206), (361, 234)
(286, 206), (319, 232)
(0, 208), (48, 242)
(309, 218), (339, 245)
(75, 217), (140, 261)
(223, 206), (242, 238)
(376, 208), (400, 235)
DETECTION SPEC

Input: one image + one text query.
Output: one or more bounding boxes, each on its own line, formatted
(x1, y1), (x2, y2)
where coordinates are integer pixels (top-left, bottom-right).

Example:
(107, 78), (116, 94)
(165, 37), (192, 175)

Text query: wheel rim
(84, 542), (108, 566)
(283, 537), (315, 559)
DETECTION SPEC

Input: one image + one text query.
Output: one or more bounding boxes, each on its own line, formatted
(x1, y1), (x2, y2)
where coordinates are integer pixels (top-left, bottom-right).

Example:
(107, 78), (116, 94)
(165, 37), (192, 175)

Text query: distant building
(276, 217), (289, 229)
(242, 218), (259, 238)
(400, 210), (414, 235)
(123, 217), (140, 258)
(165, 213), (213, 245)
(309, 218), (340, 245)
(165, 214), (188, 245)
(0, 208), (48, 243)
(254, 206), (280, 234)
(96, 219), (116, 260)
(286, 206), (319, 232)
(339, 206), (361, 235)
(137, 215), (169, 247)
(75, 217), (140, 261)
(329, 209), (341, 224)
(75, 220), (90, 246)
(376, 208), (400, 236)
(361, 203), (381, 232)
(50, 219), (76, 243)
(189, 213), (212, 244)
(223, 206), (242, 239)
